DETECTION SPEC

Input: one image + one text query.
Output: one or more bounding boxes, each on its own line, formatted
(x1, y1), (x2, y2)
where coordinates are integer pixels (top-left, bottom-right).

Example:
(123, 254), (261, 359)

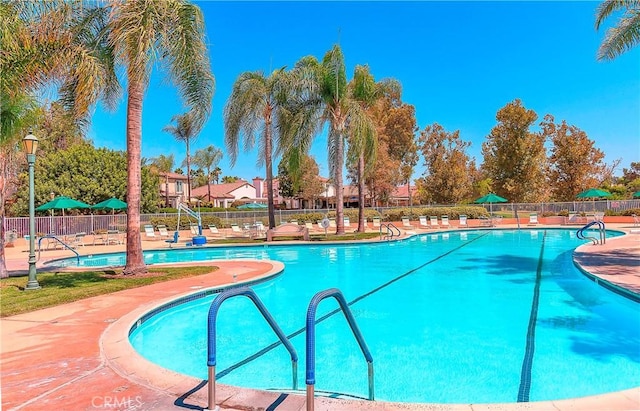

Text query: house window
(176, 181), (183, 193)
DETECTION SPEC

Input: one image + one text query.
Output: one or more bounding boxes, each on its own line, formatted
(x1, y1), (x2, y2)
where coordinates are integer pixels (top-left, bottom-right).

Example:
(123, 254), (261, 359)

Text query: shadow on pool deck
(1, 224), (640, 411)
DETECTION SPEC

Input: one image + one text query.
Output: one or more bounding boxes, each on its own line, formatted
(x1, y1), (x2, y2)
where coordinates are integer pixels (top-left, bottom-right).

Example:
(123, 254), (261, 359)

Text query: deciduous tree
(481, 99), (547, 202)
(542, 115), (606, 201)
(418, 123), (473, 204)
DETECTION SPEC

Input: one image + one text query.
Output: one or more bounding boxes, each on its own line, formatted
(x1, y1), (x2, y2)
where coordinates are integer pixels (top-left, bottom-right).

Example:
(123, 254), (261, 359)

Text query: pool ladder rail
(37, 235), (79, 264)
(576, 221), (606, 245)
(205, 287), (374, 411)
(380, 223), (401, 241)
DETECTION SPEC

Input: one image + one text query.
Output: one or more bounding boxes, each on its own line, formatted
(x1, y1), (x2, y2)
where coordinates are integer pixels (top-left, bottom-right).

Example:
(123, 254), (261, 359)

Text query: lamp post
(23, 132), (40, 290)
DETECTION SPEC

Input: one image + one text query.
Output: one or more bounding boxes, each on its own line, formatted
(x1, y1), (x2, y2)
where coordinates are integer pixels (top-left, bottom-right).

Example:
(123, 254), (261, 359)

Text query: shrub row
(148, 215), (222, 231)
(382, 206), (490, 221)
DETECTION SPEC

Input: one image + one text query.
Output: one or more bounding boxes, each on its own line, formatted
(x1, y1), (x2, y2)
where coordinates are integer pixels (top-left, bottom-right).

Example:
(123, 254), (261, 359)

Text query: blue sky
(89, 1), (640, 183)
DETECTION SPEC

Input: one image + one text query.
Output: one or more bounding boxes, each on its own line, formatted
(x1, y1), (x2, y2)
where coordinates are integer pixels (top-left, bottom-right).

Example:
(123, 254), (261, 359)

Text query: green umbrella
(632, 191), (640, 198)
(237, 202), (267, 210)
(474, 193), (508, 214)
(91, 197), (127, 213)
(35, 196), (90, 216)
(576, 188), (612, 199)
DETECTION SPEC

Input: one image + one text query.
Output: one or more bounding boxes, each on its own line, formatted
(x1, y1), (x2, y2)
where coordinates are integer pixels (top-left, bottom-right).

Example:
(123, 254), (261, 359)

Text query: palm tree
(0, 1), (118, 278)
(108, 0), (214, 275)
(224, 68), (294, 229)
(595, 0), (640, 60)
(150, 154), (175, 207)
(288, 45), (381, 235)
(347, 65), (401, 232)
(212, 166), (222, 184)
(192, 145), (223, 203)
(163, 112), (201, 204)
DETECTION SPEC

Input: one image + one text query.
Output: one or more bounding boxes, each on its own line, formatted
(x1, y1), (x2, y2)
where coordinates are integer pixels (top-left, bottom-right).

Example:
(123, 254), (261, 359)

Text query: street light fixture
(23, 131), (41, 290)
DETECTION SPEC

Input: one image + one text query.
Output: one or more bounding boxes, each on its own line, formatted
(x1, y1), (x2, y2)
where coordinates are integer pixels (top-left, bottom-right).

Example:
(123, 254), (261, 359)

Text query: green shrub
(284, 209), (381, 224)
(382, 206), (489, 221)
(148, 215), (222, 230)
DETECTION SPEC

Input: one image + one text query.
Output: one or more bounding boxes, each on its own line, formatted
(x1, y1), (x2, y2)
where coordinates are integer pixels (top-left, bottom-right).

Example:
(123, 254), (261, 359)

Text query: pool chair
(165, 231), (179, 248)
(429, 216), (440, 229)
(157, 224), (170, 239)
(402, 217), (414, 229)
(344, 217), (351, 227)
(329, 218), (336, 228)
(458, 215), (468, 228)
(144, 224), (159, 240)
(441, 215), (450, 229)
(229, 223), (251, 238)
(207, 224), (223, 238)
(372, 217), (381, 228)
(305, 221), (313, 231)
(189, 223), (200, 236)
(419, 216), (429, 229)
(528, 213), (539, 226)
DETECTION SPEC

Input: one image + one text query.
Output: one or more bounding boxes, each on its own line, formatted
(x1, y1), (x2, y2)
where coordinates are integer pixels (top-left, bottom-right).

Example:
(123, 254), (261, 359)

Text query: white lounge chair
(190, 223), (200, 236)
(372, 217), (381, 228)
(458, 215), (468, 228)
(344, 217), (351, 227)
(305, 221), (313, 230)
(207, 224), (223, 238)
(402, 217), (415, 230)
(441, 215), (450, 229)
(329, 218), (336, 228)
(157, 224), (170, 239)
(528, 213), (539, 226)
(144, 224), (158, 240)
(429, 216), (440, 229)
(419, 216), (429, 229)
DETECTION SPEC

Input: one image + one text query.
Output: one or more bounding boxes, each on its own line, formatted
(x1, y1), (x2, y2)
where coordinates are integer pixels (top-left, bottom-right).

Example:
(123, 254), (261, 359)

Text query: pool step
(266, 387), (368, 401)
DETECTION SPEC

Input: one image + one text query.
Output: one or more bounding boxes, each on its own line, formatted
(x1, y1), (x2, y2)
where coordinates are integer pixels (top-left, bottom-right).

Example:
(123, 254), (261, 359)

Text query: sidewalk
(2, 224), (639, 411)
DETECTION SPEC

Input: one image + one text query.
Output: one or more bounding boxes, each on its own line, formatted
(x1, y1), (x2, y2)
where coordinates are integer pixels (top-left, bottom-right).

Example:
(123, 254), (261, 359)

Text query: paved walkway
(2, 224), (640, 411)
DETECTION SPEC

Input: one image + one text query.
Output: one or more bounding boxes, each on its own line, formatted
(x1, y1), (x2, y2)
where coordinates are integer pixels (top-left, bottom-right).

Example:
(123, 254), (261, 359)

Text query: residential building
(158, 172), (189, 208)
(190, 180), (258, 208)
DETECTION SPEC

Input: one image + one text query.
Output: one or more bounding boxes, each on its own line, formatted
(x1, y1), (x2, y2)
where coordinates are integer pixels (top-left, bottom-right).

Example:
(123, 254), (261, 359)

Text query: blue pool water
(80, 230), (640, 403)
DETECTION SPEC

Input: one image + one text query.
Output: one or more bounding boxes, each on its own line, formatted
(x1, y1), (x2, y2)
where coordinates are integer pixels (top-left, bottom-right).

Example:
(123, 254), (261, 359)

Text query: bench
(266, 223), (309, 242)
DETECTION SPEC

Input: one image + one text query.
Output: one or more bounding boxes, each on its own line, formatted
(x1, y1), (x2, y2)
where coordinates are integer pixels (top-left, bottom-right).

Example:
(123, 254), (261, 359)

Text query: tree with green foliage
(542, 115), (606, 201)
(150, 154), (175, 207)
(277, 161), (296, 199)
(221, 176), (240, 183)
(481, 99), (547, 202)
(164, 112), (201, 204)
(0, 0), (118, 278)
(10, 143), (159, 216)
(224, 68), (295, 229)
(595, 0), (640, 60)
(192, 145), (223, 203)
(108, 0), (214, 275)
(418, 123), (474, 204)
(289, 45), (385, 234)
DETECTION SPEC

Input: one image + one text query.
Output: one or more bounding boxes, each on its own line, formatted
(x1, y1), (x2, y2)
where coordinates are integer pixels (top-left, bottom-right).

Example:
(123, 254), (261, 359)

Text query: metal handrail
(206, 287), (298, 411)
(305, 288), (374, 411)
(37, 235), (79, 264)
(379, 223), (400, 240)
(576, 221), (606, 245)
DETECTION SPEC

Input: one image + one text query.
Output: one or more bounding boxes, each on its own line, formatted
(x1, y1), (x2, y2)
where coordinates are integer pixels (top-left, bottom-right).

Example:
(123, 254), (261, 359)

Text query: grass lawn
(0, 266), (214, 317)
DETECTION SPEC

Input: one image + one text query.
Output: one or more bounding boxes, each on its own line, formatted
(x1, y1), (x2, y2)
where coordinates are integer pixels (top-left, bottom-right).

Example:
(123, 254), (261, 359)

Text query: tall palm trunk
(165, 175), (170, 207)
(334, 123), (345, 235)
(265, 107), (276, 229)
(186, 139), (191, 203)
(357, 153), (366, 232)
(123, 80), (146, 275)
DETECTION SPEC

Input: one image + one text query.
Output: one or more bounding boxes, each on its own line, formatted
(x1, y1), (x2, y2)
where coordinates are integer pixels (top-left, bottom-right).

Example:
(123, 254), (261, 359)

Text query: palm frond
(597, 10), (640, 59)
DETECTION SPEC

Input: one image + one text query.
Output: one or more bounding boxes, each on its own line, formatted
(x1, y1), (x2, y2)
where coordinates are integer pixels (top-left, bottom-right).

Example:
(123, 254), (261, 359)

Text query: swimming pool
(95, 230), (639, 403)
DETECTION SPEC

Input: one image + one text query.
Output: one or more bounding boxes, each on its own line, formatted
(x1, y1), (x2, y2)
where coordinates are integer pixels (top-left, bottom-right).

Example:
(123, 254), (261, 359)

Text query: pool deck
(2, 223), (640, 411)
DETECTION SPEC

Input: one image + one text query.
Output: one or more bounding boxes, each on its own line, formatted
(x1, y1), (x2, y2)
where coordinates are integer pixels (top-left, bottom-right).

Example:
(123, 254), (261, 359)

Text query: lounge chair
(372, 217), (381, 228)
(254, 222), (266, 237)
(458, 215), (468, 228)
(429, 216), (440, 229)
(528, 213), (539, 226)
(441, 215), (450, 229)
(144, 224), (158, 240)
(344, 217), (351, 227)
(419, 216), (429, 229)
(230, 223), (252, 238)
(479, 216), (492, 227)
(165, 231), (179, 248)
(329, 218), (336, 228)
(207, 224), (223, 238)
(189, 223), (200, 236)
(402, 217), (414, 229)
(71, 232), (87, 247)
(106, 229), (123, 245)
(305, 221), (313, 230)
(157, 224), (170, 239)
